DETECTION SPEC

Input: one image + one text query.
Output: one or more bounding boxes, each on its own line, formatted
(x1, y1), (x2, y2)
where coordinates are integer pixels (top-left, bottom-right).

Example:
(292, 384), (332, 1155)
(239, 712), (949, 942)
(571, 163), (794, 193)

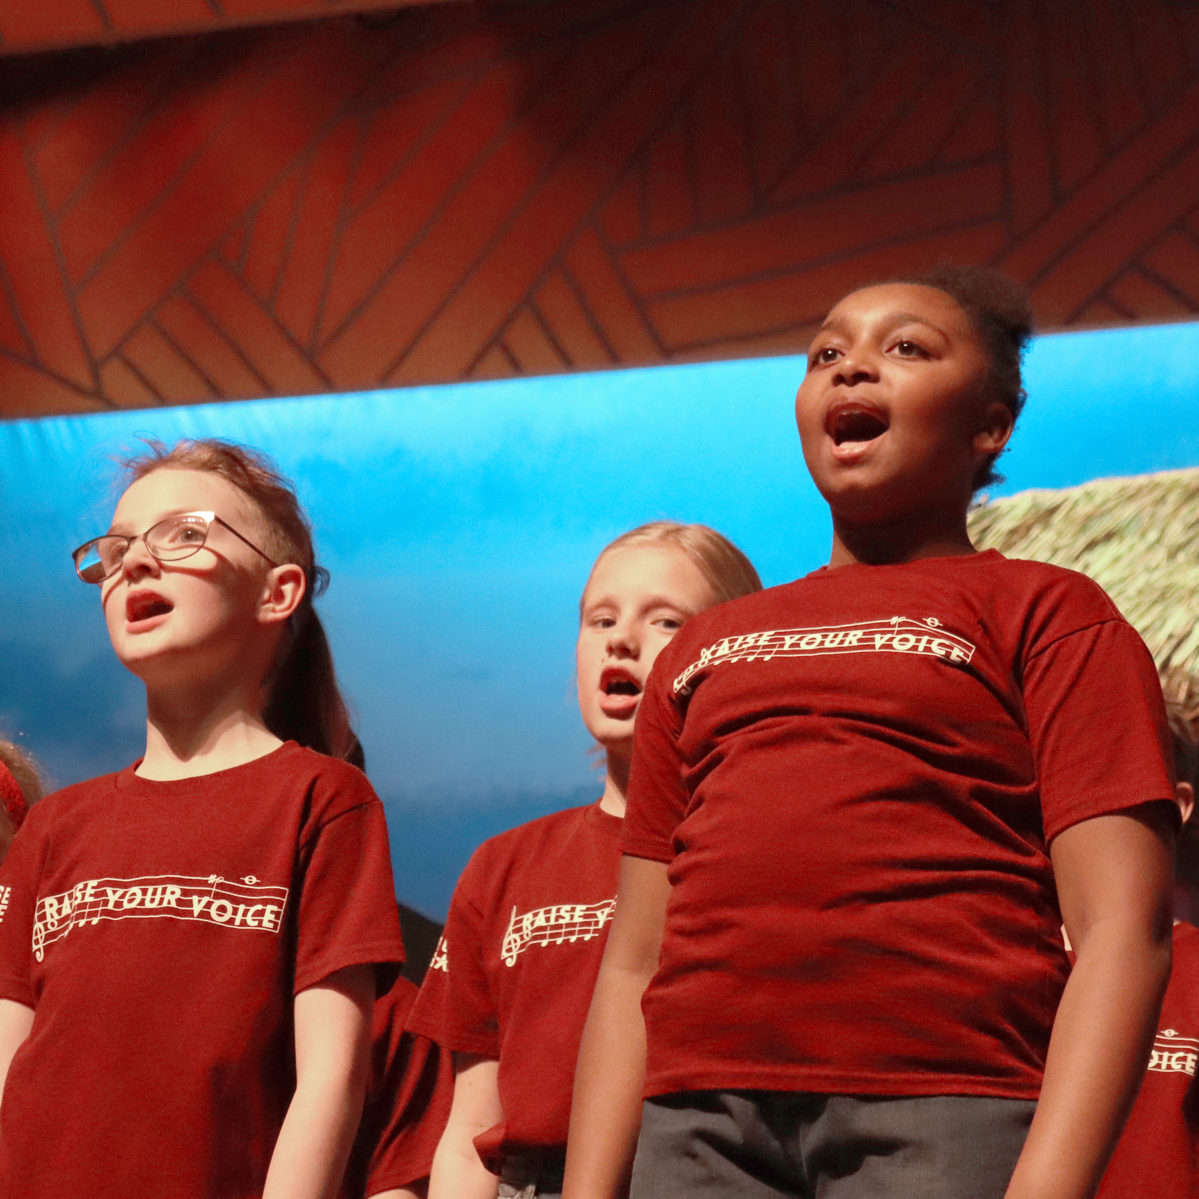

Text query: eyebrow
(819, 310), (948, 337)
(105, 507), (202, 537)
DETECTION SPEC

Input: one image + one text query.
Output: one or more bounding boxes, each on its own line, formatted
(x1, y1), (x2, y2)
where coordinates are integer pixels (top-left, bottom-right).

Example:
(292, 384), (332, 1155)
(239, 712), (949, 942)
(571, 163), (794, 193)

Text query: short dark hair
(895, 264), (1034, 491)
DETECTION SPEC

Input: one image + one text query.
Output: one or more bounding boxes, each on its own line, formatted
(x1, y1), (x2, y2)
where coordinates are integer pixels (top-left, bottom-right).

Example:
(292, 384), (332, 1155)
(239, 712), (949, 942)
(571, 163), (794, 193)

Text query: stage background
(3, 0), (1199, 419)
(3, 0), (1199, 920)
(3, 318), (1198, 919)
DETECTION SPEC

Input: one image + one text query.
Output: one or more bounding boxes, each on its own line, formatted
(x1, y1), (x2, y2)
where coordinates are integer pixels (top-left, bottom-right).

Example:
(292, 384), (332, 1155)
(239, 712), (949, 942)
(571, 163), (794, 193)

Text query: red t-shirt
(407, 802), (622, 1173)
(0, 742), (404, 1199)
(347, 976), (453, 1198)
(624, 551), (1175, 1100)
(1097, 921), (1199, 1199)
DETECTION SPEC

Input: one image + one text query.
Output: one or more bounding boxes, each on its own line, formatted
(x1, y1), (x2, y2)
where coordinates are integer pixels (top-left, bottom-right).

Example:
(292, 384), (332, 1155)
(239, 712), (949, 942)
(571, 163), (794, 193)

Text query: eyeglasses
(72, 511), (277, 584)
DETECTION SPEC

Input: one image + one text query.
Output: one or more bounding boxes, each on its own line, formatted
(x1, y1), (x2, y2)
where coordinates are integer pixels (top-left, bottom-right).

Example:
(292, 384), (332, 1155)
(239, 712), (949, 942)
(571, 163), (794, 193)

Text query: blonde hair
(121, 439), (357, 761)
(1163, 667), (1199, 740)
(583, 521), (762, 613)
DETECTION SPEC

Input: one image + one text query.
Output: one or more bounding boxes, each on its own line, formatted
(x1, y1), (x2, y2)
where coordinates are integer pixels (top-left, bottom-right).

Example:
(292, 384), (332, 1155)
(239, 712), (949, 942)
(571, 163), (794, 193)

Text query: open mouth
(601, 667), (641, 698)
(828, 404), (889, 446)
(127, 592), (173, 623)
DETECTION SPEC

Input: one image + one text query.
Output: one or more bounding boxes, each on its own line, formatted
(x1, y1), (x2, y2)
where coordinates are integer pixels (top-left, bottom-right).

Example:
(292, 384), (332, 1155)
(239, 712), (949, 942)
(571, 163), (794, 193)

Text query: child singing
(409, 522), (761, 1199)
(0, 440), (404, 1199)
(564, 267), (1177, 1199)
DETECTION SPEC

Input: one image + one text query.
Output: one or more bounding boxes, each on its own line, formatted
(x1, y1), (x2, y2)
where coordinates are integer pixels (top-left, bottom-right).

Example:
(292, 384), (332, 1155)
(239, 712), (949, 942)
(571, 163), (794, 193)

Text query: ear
(973, 400), (1015, 460)
(257, 563), (307, 627)
(1178, 780), (1195, 827)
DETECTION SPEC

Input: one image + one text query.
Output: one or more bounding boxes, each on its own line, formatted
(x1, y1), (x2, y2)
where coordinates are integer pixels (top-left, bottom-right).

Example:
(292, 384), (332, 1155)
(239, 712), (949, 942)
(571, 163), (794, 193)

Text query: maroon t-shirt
(1097, 921), (1199, 1199)
(347, 976), (453, 1198)
(407, 802), (622, 1173)
(0, 743), (404, 1199)
(624, 551), (1175, 1100)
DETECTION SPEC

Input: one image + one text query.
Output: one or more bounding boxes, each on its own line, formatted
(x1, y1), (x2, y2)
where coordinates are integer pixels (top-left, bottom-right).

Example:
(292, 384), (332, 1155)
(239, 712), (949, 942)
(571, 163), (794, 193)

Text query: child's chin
(821, 475), (898, 515)
(595, 723), (635, 750)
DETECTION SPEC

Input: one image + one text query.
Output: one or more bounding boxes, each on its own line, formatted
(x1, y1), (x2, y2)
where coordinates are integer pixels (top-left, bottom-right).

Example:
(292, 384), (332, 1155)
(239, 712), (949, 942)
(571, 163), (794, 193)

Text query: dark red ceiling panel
(2, 0), (1199, 418)
(0, 0), (459, 57)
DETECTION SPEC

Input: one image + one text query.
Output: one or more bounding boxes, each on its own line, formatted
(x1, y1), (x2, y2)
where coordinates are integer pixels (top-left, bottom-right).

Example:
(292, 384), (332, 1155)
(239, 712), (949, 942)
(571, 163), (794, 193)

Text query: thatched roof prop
(968, 468), (1199, 678)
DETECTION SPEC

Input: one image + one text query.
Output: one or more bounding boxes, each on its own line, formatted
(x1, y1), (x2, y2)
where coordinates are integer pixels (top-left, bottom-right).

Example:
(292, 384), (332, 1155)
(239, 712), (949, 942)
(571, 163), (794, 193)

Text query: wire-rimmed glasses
(72, 511), (277, 584)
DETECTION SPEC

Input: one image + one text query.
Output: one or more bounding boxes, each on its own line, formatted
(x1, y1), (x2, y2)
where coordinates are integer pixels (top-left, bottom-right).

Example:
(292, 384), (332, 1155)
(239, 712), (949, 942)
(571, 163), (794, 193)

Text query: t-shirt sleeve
(293, 784), (405, 995)
(1023, 615), (1176, 843)
(363, 1027), (453, 1194)
(0, 811), (46, 1009)
(351, 979), (454, 1195)
(622, 643), (689, 864)
(406, 856), (499, 1057)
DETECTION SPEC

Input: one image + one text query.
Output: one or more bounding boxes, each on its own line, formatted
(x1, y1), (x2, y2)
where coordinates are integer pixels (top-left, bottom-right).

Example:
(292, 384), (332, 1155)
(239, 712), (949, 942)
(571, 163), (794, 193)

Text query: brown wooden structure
(2, 0), (1198, 418)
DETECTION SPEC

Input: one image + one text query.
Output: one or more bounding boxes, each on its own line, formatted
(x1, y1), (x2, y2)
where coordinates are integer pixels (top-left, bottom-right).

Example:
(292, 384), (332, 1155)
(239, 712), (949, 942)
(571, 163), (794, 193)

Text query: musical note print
(500, 898), (616, 967)
(673, 615), (977, 694)
(32, 874), (289, 961)
(430, 935), (448, 974)
(1148, 1029), (1199, 1076)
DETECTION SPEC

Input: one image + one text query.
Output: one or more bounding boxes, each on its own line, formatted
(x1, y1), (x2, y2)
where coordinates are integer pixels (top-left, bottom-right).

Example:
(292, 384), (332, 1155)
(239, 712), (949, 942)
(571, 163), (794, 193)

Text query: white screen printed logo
(33, 874), (289, 961)
(674, 616), (976, 695)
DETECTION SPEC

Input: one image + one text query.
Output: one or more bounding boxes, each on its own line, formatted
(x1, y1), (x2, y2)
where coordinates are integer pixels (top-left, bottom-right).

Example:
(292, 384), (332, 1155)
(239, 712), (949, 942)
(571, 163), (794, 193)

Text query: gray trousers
(630, 1090), (1036, 1199)
(497, 1147), (565, 1199)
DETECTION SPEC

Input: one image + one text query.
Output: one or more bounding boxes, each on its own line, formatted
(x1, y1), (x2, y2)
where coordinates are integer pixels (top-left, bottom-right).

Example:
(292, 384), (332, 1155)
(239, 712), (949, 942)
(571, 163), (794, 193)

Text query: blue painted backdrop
(2, 321), (1197, 919)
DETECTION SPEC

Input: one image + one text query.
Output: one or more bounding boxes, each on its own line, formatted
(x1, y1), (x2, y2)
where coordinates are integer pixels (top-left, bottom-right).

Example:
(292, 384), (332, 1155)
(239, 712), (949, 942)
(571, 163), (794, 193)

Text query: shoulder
(961, 553), (1141, 660)
(20, 769), (122, 829)
(467, 804), (592, 867)
(278, 743), (376, 791)
(40, 770), (123, 806)
(452, 806), (601, 900)
(969, 552), (1122, 612)
(269, 744), (383, 829)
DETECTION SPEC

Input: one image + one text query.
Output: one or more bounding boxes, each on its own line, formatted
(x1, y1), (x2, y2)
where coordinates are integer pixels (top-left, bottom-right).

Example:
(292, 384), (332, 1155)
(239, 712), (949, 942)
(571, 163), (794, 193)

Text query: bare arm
(427, 1053), (502, 1199)
(0, 999), (33, 1102)
(562, 855), (670, 1199)
(1004, 806), (1174, 1199)
(263, 964), (375, 1199)
(368, 1187), (426, 1199)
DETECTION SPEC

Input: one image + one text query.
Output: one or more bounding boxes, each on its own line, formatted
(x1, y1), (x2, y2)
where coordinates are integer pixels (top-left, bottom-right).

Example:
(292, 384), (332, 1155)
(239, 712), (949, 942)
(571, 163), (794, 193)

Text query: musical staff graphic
(1149, 1029), (1199, 1076)
(32, 873), (289, 961)
(501, 899), (616, 967)
(674, 616), (976, 694)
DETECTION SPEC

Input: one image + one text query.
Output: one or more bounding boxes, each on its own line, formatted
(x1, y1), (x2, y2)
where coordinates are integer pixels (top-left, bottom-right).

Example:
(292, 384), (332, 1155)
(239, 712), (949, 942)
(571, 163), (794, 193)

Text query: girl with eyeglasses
(405, 522), (762, 1199)
(0, 439), (404, 1199)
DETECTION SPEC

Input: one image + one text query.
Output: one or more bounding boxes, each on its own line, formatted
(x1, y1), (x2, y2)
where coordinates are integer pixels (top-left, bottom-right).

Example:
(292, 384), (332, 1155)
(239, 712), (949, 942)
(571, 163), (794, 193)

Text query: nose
(606, 619), (639, 659)
(832, 347), (879, 387)
(118, 534), (159, 580)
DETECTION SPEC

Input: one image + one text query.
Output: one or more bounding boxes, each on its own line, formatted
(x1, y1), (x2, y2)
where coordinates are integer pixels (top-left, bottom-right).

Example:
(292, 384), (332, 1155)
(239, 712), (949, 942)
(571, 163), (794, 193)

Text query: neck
(598, 744), (630, 818)
(828, 509), (976, 568)
(140, 676), (281, 780)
